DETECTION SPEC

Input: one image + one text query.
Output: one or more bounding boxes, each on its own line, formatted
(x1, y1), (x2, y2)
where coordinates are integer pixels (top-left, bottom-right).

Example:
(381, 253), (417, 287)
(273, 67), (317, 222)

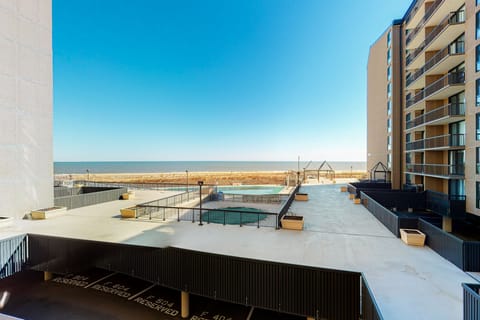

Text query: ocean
(54, 161), (366, 174)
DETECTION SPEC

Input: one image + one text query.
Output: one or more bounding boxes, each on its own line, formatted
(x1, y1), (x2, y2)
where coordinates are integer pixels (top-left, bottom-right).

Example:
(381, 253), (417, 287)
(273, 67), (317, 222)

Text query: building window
(387, 118), (392, 133)
(406, 153), (411, 164)
(477, 11), (480, 39)
(477, 79), (480, 106)
(387, 135), (392, 150)
(387, 100), (392, 115)
(406, 132), (411, 143)
(477, 45), (480, 72)
(387, 31), (391, 48)
(477, 147), (480, 174)
(387, 66), (391, 81)
(477, 182), (480, 209)
(387, 83), (392, 98)
(387, 48), (391, 64)
(387, 153), (392, 169)
(477, 114), (480, 140)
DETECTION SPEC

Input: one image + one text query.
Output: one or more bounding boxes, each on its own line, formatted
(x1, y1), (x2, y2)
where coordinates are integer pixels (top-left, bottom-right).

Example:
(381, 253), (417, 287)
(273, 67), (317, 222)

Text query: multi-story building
(0, 0), (53, 219)
(367, 0), (480, 222)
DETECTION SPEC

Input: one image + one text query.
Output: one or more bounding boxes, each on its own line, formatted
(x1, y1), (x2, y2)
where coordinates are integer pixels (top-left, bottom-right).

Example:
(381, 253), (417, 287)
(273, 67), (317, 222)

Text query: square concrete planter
(348, 193), (355, 200)
(120, 207), (137, 218)
(31, 206), (67, 220)
(295, 193), (308, 201)
(400, 229), (426, 246)
(122, 193), (130, 200)
(353, 198), (361, 204)
(340, 186), (347, 192)
(281, 216), (304, 230)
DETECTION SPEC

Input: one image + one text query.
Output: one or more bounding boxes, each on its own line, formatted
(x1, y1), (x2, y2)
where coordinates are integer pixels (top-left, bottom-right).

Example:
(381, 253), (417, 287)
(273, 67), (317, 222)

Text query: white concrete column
(181, 291), (189, 318)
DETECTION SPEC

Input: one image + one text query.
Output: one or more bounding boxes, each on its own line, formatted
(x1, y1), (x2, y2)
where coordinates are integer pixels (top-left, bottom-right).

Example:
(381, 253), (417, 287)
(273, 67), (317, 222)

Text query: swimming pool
(201, 207), (268, 225)
(216, 185), (283, 195)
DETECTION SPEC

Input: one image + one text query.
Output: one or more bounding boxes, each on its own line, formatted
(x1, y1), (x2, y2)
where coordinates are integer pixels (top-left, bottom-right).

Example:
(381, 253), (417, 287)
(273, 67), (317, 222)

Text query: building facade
(367, 21), (403, 189)
(0, 0), (53, 219)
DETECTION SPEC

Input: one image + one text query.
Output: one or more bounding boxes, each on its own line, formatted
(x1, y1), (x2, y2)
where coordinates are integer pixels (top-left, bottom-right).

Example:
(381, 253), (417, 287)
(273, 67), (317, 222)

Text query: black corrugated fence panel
(361, 192), (399, 237)
(362, 277), (384, 320)
(464, 242), (480, 272)
(418, 218), (464, 270)
(27, 234), (361, 319)
(463, 283), (480, 320)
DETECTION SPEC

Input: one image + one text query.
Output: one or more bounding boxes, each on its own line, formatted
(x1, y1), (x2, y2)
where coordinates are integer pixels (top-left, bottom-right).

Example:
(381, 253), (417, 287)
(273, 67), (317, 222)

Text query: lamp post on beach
(186, 170), (189, 191)
(86, 169), (90, 182)
(198, 181), (204, 226)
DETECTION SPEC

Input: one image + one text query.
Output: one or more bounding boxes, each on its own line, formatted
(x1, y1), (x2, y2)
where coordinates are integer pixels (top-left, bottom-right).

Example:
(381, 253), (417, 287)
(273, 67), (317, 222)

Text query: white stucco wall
(0, 0), (53, 219)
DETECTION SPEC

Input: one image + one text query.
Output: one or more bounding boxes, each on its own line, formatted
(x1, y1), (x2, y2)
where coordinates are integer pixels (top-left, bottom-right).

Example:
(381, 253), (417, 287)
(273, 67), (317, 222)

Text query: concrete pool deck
(0, 184), (477, 319)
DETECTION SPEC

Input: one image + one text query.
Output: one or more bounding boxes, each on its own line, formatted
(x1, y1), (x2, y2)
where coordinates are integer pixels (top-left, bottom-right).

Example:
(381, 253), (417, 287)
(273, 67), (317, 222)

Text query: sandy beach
(56, 170), (368, 185)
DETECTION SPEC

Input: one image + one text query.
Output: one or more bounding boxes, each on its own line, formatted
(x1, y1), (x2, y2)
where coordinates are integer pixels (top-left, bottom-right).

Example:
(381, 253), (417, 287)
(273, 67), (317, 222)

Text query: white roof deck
(0, 184), (476, 319)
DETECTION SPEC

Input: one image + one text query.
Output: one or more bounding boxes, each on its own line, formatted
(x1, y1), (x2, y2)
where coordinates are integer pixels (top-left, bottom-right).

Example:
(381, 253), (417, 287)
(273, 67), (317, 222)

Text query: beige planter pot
(31, 206), (67, 220)
(354, 198), (361, 204)
(295, 193), (308, 201)
(400, 229), (426, 246)
(340, 186), (347, 192)
(120, 207), (137, 218)
(281, 216), (304, 230)
(122, 193), (130, 200)
(349, 193), (355, 200)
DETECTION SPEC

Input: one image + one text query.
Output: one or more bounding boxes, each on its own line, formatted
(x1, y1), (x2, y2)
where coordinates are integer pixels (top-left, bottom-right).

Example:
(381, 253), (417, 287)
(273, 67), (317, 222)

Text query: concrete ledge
(0, 216), (14, 228)
(31, 207), (67, 220)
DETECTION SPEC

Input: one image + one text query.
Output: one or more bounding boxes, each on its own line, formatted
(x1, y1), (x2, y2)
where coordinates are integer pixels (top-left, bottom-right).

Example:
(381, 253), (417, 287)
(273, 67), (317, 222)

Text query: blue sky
(53, 0), (411, 161)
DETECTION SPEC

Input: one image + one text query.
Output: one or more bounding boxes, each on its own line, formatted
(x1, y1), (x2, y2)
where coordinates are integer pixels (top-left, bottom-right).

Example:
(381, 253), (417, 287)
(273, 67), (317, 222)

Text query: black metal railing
(136, 204), (279, 228)
(406, 163), (465, 177)
(463, 283), (480, 320)
(277, 184), (301, 227)
(0, 234), (28, 279)
(405, 0), (425, 26)
(405, 0), (442, 46)
(406, 103), (465, 129)
(424, 72), (464, 98)
(406, 40), (464, 87)
(406, 134), (465, 151)
(406, 9), (465, 67)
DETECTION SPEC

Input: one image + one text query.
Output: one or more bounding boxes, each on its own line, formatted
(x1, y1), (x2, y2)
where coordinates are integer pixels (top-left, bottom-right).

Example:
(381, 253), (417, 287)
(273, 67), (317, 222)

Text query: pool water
(201, 207), (267, 225)
(217, 185), (283, 195)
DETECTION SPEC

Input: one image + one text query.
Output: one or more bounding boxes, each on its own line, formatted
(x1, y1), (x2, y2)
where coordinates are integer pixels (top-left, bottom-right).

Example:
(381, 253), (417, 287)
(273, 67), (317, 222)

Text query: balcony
(405, 0), (426, 29)
(406, 41), (464, 90)
(406, 163), (465, 178)
(406, 0), (442, 49)
(406, 10), (465, 70)
(406, 103), (465, 130)
(406, 71), (464, 110)
(406, 133), (465, 151)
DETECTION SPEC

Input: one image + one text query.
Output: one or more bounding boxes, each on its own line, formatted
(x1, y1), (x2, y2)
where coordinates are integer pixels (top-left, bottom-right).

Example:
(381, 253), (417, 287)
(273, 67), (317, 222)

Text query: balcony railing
(405, 103), (465, 130)
(405, 0), (426, 26)
(406, 163), (465, 177)
(406, 10), (465, 67)
(406, 0), (442, 46)
(406, 133), (465, 151)
(406, 72), (464, 108)
(406, 41), (464, 87)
